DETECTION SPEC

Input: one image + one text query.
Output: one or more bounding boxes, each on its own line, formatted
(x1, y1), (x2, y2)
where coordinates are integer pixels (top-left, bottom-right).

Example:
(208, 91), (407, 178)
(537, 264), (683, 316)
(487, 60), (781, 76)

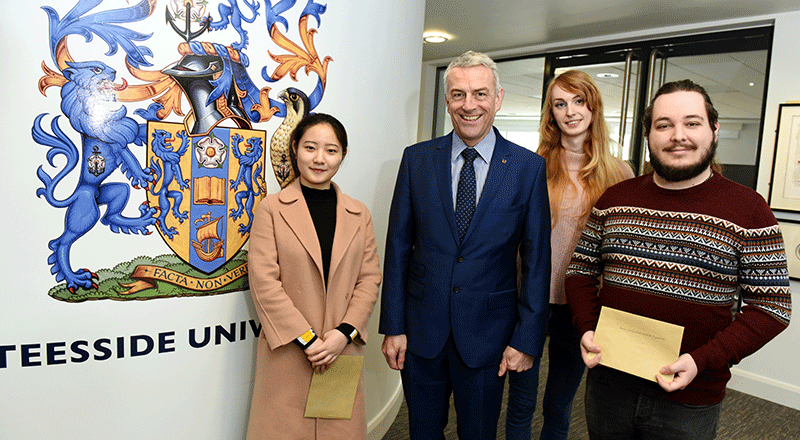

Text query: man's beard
(649, 139), (716, 183)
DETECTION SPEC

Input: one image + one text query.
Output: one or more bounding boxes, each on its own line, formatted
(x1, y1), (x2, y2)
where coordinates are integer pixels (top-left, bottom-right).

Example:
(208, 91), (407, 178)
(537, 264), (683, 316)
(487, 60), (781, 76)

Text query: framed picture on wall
(779, 220), (800, 281)
(769, 103), (800, 212)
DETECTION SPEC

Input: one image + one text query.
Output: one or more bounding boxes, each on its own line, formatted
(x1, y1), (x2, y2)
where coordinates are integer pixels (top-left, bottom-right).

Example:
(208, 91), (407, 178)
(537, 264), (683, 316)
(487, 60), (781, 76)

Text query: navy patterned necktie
(456, 147), (478, 242)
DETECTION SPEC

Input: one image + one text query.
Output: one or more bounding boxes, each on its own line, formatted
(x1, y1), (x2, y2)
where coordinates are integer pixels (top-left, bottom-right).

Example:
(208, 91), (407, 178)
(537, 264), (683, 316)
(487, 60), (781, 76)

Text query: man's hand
(382, 334), (407, 370)
(498, 346), (534, 376)
(305, 330), (348, 374)
(580, 331), (602, 368)
(656, 353), (698, 392)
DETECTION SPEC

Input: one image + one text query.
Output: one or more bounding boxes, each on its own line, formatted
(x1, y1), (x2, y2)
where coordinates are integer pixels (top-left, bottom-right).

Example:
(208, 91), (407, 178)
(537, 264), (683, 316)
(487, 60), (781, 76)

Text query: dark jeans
(584, 370), (721, 440)
(506, 304), (586, 440)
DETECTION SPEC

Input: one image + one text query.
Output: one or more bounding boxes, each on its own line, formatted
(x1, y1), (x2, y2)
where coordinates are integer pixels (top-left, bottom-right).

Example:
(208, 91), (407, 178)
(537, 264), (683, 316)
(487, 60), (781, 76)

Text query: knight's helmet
(162, 53), (251, 136)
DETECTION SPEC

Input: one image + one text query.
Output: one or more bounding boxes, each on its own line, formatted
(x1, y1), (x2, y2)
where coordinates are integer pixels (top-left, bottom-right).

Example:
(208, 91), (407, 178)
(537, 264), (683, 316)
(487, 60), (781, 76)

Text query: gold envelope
(304, 355), (364, 419)
(590, 306), (684, 382)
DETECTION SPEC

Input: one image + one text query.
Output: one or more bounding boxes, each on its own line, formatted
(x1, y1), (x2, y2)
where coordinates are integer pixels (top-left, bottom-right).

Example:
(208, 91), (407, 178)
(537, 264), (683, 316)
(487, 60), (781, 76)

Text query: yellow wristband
(296, 329), (316, 345)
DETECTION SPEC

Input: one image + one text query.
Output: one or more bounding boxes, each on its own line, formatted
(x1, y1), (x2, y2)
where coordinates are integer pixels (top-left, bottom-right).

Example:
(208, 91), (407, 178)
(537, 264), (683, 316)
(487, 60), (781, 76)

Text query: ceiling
(425, 0), (799, 130)
(423, 0), (800, 62)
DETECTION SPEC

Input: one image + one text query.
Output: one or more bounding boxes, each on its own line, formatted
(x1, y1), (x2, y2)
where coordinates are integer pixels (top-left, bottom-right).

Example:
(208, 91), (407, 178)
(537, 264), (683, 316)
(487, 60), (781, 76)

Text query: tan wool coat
(245, 180), (381, 440)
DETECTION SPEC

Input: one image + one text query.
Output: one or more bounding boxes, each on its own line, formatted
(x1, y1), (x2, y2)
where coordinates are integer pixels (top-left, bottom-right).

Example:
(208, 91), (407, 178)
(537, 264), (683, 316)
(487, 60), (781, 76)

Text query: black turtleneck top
(300, 184), (337, 286)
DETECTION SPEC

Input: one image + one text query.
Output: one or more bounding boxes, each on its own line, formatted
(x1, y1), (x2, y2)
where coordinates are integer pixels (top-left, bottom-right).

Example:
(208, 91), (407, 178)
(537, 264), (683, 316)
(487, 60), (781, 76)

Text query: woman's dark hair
(289, 113), (348, 178)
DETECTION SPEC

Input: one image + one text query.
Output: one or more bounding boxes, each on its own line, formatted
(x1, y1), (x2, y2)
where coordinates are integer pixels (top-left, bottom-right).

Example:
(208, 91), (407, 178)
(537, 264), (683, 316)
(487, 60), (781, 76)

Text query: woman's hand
(304, 330), (349, 374)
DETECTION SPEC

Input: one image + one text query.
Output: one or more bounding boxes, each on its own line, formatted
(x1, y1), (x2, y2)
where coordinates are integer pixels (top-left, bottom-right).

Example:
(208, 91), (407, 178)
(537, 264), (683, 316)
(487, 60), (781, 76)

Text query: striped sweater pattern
(566, 172), (791, 404)
(572, 205), (790, 323)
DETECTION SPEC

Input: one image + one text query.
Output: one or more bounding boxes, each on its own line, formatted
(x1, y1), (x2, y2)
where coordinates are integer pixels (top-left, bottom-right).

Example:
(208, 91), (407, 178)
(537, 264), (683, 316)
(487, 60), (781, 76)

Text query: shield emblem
(146, 121), (267, 273)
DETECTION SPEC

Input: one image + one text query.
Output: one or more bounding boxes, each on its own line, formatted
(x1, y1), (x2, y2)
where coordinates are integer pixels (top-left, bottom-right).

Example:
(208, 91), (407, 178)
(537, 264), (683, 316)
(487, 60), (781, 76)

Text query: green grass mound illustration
(49, 251), (250, 302)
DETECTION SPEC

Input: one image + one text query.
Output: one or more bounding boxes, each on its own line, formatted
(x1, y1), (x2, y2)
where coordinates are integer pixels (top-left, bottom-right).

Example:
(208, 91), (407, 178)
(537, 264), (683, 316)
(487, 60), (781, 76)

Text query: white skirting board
(367, 378), (404, 439)
(728, 367), (800, 410)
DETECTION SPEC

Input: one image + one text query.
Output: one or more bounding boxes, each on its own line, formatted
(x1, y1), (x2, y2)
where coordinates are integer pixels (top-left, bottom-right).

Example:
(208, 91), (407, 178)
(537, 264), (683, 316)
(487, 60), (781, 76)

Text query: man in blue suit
(379, 51), (551, 440)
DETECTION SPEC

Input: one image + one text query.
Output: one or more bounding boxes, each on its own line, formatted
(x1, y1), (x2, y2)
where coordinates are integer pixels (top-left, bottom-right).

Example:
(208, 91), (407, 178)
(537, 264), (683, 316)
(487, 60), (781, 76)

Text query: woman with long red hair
(506, 70), (634, 440)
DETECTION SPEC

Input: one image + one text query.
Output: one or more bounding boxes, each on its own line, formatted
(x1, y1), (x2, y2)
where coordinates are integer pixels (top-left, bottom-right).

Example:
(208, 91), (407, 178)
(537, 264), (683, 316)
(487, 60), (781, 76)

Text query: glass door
(544, 27), (772, 187)
(641, 48), (770, 187)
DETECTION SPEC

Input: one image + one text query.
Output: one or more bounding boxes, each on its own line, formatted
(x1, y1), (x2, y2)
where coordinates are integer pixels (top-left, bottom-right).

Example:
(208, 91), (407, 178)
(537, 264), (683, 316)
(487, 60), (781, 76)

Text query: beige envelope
(304, 355), (364, 419)
(590, 306), (684, 382)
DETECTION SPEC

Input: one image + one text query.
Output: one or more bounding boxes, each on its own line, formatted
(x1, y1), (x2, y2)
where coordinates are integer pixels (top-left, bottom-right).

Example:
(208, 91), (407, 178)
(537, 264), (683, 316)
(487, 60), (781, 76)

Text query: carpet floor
(381, 346), (800, 439)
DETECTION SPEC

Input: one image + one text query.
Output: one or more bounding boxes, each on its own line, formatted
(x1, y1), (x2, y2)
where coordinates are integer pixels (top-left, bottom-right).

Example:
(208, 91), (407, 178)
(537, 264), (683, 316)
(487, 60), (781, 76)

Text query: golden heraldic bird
(269, 87), (310, 189)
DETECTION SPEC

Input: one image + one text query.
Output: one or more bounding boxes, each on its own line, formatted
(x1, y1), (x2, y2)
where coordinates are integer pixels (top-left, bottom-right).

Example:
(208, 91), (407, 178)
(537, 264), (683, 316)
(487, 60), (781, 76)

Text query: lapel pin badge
(502, 159), (507, 164)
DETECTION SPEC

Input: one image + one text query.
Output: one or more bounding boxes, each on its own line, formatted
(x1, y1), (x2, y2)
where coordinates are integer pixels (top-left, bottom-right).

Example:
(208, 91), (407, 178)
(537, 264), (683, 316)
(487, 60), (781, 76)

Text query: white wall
(733, 10), (800, 410)
(419, 11), (800, 410)
(0, 1), (423, 438)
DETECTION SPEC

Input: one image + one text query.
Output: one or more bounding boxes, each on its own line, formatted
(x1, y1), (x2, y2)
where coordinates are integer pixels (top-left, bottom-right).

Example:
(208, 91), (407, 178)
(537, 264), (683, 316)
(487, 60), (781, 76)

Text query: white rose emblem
(195, 136), (227, 168)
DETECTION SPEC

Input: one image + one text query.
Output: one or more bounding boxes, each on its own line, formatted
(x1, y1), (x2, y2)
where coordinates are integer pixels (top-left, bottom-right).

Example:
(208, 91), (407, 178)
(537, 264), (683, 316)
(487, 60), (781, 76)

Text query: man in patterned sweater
(566, 79), (791, 440)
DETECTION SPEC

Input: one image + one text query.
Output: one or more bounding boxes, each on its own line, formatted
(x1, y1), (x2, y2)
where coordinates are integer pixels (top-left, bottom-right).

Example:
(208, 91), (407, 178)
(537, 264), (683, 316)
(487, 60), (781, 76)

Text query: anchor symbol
(166, 0), (210, 42)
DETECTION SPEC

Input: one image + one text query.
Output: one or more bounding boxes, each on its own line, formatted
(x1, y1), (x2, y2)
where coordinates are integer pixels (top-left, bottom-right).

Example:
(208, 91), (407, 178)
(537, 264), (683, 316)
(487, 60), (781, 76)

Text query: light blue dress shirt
(450, 129), (496, 211)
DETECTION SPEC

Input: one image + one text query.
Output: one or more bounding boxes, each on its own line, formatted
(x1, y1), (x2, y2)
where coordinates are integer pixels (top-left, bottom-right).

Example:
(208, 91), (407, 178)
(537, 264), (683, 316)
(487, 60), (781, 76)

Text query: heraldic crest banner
(32, 0), (332, 302)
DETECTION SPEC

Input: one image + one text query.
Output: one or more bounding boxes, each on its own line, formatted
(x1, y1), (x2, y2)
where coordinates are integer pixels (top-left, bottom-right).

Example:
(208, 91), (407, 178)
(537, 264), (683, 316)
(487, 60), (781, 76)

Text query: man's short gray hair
(443, 50), (501, 93)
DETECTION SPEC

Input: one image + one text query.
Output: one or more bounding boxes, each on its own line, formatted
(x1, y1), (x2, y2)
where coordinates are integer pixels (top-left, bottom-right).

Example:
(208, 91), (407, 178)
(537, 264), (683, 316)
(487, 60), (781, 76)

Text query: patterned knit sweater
(565, 172), (791, 404)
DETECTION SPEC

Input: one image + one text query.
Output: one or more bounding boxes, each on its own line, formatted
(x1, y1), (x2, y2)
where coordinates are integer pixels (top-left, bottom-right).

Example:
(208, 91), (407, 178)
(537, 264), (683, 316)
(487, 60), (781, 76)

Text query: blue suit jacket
(379, 129), (551, 368)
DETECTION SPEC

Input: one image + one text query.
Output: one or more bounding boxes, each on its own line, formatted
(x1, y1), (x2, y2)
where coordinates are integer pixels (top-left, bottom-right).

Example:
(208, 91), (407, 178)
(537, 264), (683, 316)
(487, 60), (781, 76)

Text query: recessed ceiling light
(749, 82), (755, 86)
(423, 32), (450, 43)
(597, 73), (619, 78)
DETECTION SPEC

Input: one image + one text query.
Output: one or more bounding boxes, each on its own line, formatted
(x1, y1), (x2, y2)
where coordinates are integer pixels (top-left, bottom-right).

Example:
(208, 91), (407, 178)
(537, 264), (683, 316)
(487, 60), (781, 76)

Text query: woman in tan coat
(246, 113), (381, 440)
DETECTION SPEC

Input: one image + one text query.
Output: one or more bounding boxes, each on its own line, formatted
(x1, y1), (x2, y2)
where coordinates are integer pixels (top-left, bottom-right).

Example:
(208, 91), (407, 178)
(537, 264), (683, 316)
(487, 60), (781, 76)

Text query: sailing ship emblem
(192, 213), (225, 261)
(145, 120), (267, 274)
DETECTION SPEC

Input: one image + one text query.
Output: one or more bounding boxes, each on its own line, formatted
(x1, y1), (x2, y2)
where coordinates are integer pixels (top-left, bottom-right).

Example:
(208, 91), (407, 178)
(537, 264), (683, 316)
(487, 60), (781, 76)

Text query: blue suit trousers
(401, 334), (506, 440)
